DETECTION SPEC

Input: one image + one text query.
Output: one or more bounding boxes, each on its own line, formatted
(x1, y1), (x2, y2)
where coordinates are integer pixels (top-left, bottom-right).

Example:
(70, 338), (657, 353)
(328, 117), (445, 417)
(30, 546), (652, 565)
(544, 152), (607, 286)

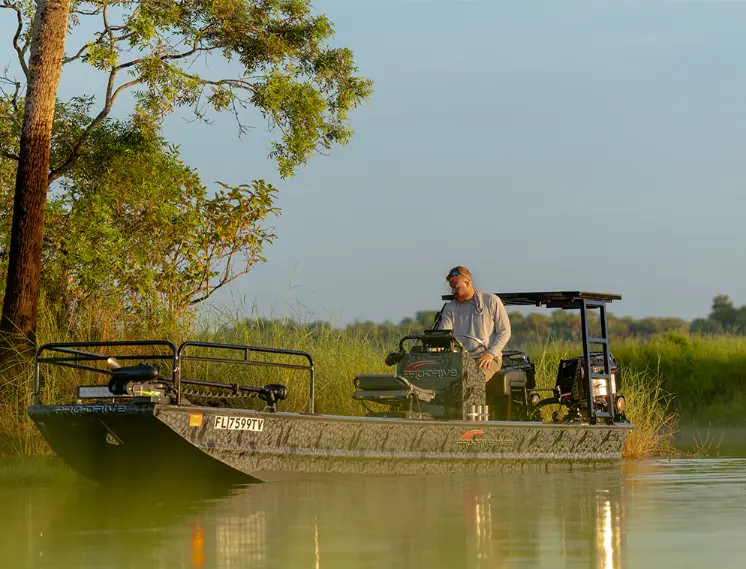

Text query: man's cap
(446, 266), (471, 282)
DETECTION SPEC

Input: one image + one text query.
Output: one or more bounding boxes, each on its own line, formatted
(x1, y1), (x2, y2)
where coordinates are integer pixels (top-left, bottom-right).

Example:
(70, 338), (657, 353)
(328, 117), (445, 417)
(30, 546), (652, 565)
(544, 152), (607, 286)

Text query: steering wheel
(453, 334), (488, 354)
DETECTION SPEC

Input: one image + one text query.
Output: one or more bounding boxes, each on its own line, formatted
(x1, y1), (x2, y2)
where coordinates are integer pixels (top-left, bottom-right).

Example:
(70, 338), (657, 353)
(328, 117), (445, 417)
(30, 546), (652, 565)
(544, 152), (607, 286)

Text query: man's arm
(487, 296), (511, 358)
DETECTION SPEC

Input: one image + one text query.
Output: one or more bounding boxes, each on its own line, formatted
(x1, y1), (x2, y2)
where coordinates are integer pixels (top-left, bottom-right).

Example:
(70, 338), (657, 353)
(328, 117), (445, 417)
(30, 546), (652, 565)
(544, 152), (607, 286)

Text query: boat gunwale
(154, 404), (635, 431)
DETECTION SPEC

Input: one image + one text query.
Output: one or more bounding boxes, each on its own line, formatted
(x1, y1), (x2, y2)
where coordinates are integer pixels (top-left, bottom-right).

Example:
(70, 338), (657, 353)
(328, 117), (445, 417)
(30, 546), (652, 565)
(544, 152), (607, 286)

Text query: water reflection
(6, 460), (746, 568)
(177, 469), (626, 569)
(458, 471), (625, 569)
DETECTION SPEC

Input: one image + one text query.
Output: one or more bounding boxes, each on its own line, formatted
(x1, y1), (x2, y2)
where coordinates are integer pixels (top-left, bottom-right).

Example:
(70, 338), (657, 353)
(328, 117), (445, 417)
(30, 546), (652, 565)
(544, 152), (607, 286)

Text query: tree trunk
(0, 0), (72, 351)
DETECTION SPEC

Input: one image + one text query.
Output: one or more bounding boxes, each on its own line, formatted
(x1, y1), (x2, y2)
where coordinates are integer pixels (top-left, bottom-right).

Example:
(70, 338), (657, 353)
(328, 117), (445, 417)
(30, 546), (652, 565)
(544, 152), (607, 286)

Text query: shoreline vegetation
(2, 302), (745, 462)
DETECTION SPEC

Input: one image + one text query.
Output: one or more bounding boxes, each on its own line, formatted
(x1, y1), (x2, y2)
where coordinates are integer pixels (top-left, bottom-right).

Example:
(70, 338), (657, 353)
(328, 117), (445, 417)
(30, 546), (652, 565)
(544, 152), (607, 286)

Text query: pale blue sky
(2, 1), (745, 324)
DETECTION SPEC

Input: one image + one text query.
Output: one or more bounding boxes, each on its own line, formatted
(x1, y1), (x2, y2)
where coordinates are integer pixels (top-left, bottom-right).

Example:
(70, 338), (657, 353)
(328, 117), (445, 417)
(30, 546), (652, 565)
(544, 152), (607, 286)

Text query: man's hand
(478, 353), (494, 369)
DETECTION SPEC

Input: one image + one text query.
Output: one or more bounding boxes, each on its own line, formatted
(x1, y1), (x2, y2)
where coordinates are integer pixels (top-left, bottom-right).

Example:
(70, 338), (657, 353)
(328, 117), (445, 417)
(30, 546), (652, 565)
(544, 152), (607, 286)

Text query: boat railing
(176, 342), (315, 413)
(34, 341), (178, 405)
(33, 340), (315, 413)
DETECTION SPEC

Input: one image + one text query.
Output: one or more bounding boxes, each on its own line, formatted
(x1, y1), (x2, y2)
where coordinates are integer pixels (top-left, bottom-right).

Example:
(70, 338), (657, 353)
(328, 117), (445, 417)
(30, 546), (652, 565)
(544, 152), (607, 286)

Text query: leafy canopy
(0, 0), (373, 178)
(0, 100), (279, 333)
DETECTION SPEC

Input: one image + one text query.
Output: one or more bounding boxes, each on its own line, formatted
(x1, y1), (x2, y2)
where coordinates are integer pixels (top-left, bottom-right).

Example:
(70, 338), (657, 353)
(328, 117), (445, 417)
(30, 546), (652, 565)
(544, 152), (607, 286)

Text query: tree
(0, 0), (72, 347)
(413, 311), (438, 328)
(0, 0), (372, 347)
(1, 107), (282, 336)
(712, 294), (734, 311)
(709, 294), (738, 331)
(690, 317), (720, 335)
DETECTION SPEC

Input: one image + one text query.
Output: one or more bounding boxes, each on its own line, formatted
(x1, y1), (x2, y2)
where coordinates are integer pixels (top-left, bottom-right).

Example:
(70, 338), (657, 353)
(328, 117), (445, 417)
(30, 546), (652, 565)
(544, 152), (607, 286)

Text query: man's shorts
(471, 354), (502, 382)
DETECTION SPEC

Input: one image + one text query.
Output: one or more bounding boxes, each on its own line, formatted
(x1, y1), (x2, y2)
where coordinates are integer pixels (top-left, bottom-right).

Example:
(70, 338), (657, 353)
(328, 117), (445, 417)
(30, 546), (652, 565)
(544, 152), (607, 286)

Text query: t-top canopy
(441, 291), (622, 308)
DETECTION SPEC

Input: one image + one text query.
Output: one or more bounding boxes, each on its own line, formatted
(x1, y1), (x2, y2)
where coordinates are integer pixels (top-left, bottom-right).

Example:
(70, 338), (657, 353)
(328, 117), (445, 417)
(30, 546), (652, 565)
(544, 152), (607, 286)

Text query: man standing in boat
(438, 266), (511, 380)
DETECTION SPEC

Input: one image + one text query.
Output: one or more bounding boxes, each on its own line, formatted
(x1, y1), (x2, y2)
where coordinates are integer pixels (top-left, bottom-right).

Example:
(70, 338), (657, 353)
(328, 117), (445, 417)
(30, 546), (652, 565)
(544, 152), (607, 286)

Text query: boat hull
(28, 403), (634, 484)
(28, 403), (257, 484)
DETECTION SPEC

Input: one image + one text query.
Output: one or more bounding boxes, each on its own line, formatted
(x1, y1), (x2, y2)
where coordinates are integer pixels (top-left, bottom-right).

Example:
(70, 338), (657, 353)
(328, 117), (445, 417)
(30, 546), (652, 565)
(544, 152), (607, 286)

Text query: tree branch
(49, 4), (146, 183)
(63, 41), (92, 65)
(49, 17), (221, 182)
(48, 73), (142, 183)
(0, 150), (19, 161)
(1, 2), (29, 79)
(102, 0), (114, 46)
(113, 45), (217, 75)
(0, 74), (22, 118)
(71, 8), (100, 17)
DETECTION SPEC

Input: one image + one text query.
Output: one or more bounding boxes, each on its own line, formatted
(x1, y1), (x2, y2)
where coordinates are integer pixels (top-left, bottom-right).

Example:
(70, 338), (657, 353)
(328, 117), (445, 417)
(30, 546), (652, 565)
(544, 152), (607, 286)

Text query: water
(1, 459), (745, 568)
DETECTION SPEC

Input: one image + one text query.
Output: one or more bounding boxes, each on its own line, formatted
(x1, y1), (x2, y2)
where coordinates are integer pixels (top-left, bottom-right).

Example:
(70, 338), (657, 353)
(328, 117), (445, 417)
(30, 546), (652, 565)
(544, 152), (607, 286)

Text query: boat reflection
(5, 467), (628, 569)
(191, 469), (627, 569)
(460, 471), (625, 568)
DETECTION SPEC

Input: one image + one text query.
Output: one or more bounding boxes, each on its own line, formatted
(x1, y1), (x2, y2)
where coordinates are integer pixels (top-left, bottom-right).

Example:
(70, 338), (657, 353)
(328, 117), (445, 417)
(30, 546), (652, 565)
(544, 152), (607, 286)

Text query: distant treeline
(690, 295), (746, 335)
(309, 295), (746, 348)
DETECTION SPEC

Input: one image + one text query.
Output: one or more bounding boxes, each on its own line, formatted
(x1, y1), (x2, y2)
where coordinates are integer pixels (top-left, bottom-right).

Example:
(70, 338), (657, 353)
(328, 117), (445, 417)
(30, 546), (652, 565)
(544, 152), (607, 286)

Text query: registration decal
(214, 415), (264, 431)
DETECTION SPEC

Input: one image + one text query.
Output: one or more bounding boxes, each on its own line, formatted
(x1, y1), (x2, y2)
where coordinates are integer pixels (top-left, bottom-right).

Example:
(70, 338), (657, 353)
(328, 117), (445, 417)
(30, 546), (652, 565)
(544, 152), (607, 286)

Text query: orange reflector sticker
(189, 414), (203, 428)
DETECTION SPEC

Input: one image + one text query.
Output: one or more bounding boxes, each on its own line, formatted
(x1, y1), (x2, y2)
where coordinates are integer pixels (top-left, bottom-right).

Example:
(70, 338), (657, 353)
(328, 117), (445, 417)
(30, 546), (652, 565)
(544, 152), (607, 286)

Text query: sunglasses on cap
(447, 268), (469, 279)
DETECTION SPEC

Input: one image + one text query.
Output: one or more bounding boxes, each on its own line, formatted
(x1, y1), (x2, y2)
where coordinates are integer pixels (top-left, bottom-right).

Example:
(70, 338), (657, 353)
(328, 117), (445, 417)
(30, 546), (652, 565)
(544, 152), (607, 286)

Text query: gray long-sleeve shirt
(438, 290), (511, 358)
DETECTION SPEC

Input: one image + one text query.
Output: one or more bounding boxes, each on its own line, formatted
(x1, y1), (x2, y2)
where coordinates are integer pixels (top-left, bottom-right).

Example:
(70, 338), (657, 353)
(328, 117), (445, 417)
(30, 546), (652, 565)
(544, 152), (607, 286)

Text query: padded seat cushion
(353, 374), (435, 403)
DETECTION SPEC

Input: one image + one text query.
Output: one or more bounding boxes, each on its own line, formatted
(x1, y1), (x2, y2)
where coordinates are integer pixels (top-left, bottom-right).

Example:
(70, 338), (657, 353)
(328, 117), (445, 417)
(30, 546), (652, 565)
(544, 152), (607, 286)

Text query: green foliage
(0, 102), (280, 334)
(615, 334), (746, 425)
(2, 1), (372, 178)
(0, 0), (370, 345)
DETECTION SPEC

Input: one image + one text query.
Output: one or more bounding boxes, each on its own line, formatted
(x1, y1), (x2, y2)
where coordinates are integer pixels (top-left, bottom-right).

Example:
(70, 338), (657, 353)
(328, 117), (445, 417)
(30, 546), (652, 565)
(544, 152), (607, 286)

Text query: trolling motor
(105, 357), (289, 410)
(107, 359), (174, 402)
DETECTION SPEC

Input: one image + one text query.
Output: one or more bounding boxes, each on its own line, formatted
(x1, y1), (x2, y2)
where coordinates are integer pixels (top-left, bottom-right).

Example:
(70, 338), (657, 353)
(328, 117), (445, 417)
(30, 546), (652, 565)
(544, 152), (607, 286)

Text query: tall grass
(6, 305), (742, 460)
(613, 333), (746, 426)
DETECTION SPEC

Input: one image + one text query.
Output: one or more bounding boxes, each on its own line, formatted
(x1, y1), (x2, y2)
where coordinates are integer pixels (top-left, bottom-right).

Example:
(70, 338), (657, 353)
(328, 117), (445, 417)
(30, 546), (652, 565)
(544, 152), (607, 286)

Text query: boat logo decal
(458, 430), (519, 447)
(53, 404), (128, 414)
(402, 360), (438, 372)
(459, 429), (485, 441)
(402, 360), (457, 379)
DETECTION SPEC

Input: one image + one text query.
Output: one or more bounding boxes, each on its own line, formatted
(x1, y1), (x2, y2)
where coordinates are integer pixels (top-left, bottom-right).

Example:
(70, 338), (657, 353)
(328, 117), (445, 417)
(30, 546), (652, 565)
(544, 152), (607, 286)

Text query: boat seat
(353, 374), (435, 403)
(486, 369), (528, 398)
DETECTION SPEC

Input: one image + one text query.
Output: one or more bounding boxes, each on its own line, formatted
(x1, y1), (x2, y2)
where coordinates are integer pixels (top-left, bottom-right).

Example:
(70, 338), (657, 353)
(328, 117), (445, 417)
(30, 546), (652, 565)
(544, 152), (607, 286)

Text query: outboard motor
(554, 352), (625, 420)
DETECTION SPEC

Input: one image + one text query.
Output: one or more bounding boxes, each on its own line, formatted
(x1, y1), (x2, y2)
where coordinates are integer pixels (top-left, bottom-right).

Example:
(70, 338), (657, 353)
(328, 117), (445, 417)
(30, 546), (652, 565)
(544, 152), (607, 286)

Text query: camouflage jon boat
(28, 292), (634, 484)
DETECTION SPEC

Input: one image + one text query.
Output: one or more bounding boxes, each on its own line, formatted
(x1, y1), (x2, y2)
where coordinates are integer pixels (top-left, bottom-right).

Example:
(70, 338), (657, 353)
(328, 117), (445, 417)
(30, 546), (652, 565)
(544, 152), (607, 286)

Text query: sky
(2, 0), (746, 325)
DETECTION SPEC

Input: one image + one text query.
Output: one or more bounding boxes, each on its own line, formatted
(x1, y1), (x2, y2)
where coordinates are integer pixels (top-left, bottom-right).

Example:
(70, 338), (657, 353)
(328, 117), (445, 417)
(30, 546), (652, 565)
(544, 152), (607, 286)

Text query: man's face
(449, 275), (473, 302)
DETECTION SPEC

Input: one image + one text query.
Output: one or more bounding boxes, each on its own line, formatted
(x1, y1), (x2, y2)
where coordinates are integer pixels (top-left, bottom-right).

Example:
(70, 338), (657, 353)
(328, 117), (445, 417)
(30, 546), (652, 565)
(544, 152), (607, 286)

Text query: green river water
(0, 458), (744, 569)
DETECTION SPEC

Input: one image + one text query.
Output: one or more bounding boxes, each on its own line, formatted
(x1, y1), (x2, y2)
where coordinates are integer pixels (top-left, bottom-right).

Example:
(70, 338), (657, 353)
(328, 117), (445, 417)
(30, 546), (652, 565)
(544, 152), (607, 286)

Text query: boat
(27, 291), (634, 484)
